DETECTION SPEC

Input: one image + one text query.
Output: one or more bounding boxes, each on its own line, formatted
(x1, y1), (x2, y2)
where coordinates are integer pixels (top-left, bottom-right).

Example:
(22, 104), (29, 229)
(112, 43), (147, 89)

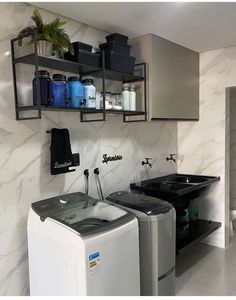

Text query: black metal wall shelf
(176, 219), (221, 254)
(18, 105), (145, 115)
(13, 53), (101, 75)
(84, 68), (145, 83)
(13, 54), (145, 83)
(11, 34), (147, 122)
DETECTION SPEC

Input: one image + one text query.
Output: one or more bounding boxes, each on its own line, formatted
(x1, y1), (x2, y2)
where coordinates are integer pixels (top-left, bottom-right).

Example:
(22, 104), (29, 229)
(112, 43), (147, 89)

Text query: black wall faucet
(142, 158), (152, 168)
(166, 154), (177, 163)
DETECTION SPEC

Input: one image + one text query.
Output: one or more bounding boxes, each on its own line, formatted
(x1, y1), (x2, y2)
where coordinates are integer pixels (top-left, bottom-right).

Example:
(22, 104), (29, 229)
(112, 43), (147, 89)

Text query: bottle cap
(101, 92), (111, 95)
(123, 83), (129, 91)
(34, 70), (50, 77)
(82, 78), (95, 85)
(68, 76), (79, 82)
(53, 74), (66, 81)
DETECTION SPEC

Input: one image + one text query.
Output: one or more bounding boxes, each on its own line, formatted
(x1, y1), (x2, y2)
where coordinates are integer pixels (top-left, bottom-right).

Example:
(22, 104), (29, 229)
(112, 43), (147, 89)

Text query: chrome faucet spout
(166, 154), (177, 163)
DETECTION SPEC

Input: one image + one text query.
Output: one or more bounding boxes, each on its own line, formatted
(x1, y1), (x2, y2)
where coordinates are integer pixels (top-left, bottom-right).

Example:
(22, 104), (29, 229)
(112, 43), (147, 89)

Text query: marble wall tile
(0, 3), (178, 295)
(229, 92), (236, 208)
(227, 87), (236, 240)
(178, 46), (236, 249)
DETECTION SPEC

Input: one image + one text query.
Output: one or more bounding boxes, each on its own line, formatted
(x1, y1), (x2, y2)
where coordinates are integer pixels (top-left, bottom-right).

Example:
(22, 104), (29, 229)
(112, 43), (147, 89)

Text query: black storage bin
(64, 49), (100, 67)
(104, 51), (136, 74)
(99, 42), (131, 56)
(106, 33), (128, 45)
(72, 41), (93, 52)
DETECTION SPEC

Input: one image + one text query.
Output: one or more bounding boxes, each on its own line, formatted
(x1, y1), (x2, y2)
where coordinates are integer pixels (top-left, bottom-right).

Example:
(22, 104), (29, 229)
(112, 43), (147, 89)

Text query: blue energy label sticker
(89, 251), (100, 274)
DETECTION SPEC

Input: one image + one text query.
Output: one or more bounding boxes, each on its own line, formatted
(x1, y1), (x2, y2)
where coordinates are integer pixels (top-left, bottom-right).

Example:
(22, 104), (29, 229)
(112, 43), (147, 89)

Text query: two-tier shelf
(11, 34), (147, 122)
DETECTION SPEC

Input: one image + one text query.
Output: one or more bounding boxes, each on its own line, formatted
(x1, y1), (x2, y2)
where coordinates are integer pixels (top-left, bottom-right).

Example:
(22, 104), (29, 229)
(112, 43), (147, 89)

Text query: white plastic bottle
(129, 84), (136, 111)
(83, 78), (96, 108)
(122, 83), (130, 110)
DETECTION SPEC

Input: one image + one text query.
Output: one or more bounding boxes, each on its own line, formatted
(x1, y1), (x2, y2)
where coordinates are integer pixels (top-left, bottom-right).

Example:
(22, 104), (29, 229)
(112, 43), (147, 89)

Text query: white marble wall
(178, 46), (236, 249)
(0, 3), (178, 295)
(228, 88), (236, 229)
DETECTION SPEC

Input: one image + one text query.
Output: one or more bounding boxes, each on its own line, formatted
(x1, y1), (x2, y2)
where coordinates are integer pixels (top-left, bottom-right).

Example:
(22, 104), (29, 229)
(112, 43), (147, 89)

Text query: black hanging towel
(50, 128), (75, 175)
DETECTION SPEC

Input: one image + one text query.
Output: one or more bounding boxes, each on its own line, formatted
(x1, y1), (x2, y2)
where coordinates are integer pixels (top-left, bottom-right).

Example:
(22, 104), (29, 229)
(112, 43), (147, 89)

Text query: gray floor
(176, 234), (236, 296)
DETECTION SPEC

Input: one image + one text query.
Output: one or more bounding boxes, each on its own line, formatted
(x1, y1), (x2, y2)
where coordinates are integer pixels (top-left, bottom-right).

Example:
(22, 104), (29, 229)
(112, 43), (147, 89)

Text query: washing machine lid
(31, 192), (134, 236)
(32, 192), (96, 218)
(107, 191), (173, 216)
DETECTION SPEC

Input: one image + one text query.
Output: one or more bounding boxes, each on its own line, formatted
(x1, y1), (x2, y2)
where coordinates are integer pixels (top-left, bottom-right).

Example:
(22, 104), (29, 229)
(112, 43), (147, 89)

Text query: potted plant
(17, 9), (73, 58)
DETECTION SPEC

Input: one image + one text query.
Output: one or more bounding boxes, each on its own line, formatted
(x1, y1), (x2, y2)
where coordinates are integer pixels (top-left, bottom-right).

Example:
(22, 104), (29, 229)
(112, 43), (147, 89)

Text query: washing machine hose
(94, 168), (104, 200)
(83, 169), (89, 208)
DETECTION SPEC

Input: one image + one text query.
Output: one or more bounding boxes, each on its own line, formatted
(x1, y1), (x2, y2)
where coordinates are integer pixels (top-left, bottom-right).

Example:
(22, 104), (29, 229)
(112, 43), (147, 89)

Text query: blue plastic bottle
(52, 74), (67, 107)
(32, 70), (52, 106)
(67, 77), (84, 108)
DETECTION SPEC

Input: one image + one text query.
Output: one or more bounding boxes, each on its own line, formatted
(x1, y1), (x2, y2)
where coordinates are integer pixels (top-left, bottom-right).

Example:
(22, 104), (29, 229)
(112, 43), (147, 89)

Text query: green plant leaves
(17, 26), (36, 46)
(48, 17), (66, 31)
(17, 9), (73, 58)
(31, 9), (44, 32)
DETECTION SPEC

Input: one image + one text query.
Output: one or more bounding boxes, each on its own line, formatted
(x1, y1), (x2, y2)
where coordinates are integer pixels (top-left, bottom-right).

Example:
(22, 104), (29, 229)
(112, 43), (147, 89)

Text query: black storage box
(104, 50), (136, 74)
(106, 33), (128, 45)
(64, 49), (100, 67)
(99, 42), (131, 56)
(71, 41), (93, 52)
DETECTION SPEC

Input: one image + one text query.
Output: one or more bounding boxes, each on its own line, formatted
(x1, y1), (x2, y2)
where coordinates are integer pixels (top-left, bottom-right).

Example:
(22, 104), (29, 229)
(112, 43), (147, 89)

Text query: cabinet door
(130, 34), (199, 121)
(150, 34), (199, 120)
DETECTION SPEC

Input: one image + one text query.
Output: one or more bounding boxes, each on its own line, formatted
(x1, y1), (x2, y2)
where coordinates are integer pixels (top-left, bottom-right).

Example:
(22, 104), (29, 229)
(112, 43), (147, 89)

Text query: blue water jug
(52, 74), (68, 107)
(67, 77), (84, 108)
(32, 70), (52, 106)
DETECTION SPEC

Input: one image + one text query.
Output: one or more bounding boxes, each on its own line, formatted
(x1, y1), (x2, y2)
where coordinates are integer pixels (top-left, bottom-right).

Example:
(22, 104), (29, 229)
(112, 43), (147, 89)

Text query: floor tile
(176, 235), (236, 296)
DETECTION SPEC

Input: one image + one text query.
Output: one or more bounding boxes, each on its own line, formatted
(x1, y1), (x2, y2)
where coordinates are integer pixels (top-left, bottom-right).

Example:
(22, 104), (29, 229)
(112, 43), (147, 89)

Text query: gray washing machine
(107, 191), (176, 296)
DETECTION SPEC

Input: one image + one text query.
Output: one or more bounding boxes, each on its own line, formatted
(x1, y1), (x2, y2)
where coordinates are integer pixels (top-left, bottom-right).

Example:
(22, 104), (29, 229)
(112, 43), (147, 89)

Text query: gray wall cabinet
(130, 34), (199, 121)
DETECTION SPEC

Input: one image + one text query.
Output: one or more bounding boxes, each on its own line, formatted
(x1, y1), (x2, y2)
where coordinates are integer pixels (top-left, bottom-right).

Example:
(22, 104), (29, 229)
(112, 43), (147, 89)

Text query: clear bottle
(107, 92), (113, 109)
(117, 93), (122, 109)
(113, 93), (122, 110)
(100, 92), (104, 109)
(111, 93), (117, 109)
(96, 91), (101, 109)
(129, 84), (136, 111)
(122, 83), (130, 110)
(100, 92), (112, 109)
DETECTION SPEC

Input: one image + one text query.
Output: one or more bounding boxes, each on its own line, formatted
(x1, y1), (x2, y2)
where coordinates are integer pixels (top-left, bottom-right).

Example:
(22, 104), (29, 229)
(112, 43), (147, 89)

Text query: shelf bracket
(80, 111), (106, 122)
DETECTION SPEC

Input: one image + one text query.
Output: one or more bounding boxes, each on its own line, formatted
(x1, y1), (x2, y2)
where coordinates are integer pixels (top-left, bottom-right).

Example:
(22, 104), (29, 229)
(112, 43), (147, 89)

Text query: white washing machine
(27, 192), (140, 296)
(107, 191), (176, 296)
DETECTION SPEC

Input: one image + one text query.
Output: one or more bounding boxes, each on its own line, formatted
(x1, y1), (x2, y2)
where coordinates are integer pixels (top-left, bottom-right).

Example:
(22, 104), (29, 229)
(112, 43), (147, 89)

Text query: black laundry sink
(145, 181), (194, 191)
(130, 173), (220, 208)
(161, 174), (210, 184)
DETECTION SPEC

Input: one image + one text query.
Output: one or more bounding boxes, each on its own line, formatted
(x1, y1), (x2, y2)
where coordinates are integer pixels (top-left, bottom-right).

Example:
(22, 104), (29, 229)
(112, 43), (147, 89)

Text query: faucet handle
(145, 157), (152, 162)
